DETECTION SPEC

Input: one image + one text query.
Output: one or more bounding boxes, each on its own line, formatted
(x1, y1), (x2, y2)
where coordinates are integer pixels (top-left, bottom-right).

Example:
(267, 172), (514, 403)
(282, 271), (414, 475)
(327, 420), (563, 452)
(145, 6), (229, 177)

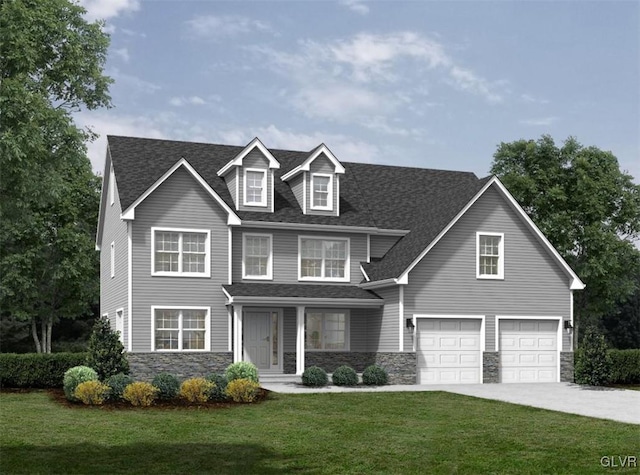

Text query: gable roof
(217, 137), (280, 177)
(281, 143), (345, 181)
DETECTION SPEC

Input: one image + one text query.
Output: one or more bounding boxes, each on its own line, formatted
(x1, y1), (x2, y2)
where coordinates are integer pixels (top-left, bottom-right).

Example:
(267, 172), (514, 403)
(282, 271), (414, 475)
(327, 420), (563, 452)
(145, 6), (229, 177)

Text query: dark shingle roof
(223, 283), (382, 300)
(107, 135), (490, 283)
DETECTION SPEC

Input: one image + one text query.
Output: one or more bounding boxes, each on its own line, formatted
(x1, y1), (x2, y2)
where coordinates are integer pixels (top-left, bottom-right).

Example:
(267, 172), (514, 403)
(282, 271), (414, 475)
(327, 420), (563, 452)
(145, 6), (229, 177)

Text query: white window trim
(151, 306), (211, 352)
(298, 235), (350, 282)
(115, 308), (124, 345)
(110, 241), (115, 278)
(305, 309), (350, 351)
(476, 232), (504, 280)
(310, 173), (333, 211)
(151, 227), (211, 278)
(242, 233), (273, 280)
(109, 168), (115, 206)
(243, 168), (267, 207)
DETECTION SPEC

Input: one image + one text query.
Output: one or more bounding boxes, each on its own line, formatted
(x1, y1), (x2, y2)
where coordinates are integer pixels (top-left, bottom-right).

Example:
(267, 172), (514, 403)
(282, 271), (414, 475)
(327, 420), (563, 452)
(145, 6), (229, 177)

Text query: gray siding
(233, 227), (368, 285)
(485, 315), (496, 352)
(370, 287), (399, 352)
(306, 154), (339, 217)
(283, 307), (296, 352)
(223, 168), (238, 209)
(100, 155), (129, 346)
(131, 166), (230, 352)
(370, 235), (402, 259)
(350, 308), (368, 351)
(404, 185), (572, 351)
(237, 150), (273, 213)
(289, 174), (304, 213)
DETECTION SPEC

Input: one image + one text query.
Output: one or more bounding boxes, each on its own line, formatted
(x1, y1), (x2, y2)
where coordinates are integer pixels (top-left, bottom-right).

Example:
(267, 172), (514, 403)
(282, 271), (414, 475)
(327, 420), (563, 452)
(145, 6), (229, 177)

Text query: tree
(574, 326), (612, 386)
(490, 136), (640, 346)
(0, 0), (112, 352)
(601, 270), (640, 349)
(86, 317), (129, 380)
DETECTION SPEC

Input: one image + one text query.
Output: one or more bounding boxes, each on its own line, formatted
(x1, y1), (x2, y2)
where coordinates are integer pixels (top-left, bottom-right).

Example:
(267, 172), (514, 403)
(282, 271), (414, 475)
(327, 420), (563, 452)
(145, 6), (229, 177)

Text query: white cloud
(521, 93), (549, 104)
(292, 84), (392, 120)
(185, 15), (273, 40)
(339, 0), (370, 15)
(113, 47), (130, 63)
(169, 96), (207, 107)
(79, 0), (140, 22)
(109, 68), (161, 94)
(448, 66), (503, 103)
(519, 116), (559, 126)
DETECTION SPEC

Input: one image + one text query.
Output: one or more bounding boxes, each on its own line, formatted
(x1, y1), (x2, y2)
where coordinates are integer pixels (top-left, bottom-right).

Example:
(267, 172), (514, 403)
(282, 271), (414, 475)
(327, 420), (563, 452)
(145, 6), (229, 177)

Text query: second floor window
(243, 234), (272, 279)
(300, 237), (349, 281)
(244, 169), (266, 206)
(477, 232), (504, 279)
(153, 228), (210, 277)
(311, 173), (332, 210)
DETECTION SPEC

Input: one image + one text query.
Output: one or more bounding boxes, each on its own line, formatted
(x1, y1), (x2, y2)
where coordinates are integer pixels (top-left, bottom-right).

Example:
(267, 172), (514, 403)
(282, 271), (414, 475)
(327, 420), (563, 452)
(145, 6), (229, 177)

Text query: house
(97, 135), (584, 384)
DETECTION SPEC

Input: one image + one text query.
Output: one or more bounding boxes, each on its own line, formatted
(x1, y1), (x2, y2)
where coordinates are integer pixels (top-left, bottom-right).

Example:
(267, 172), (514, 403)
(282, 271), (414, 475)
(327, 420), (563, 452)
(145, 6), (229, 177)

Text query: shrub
(332, 365), (358, 386)
(63, 366), (98, 401)
(0, 352), (88, 388)
(302, 366), (328, 387)
(225, 378), (260, 403)
(609, 349), (640, 384)
(152, 373), (180, 400)
(575, 326), (612, 386)
(225, 361), (259, 383)
(105, 373), (134, 400)
(362, 365), (388, 386)
(86, 316), (129, 380)
(206, 373), (229, 401)
(123, 382), (158, 407)
(75, 380), (110, 405)
(179, 377), (214, 403)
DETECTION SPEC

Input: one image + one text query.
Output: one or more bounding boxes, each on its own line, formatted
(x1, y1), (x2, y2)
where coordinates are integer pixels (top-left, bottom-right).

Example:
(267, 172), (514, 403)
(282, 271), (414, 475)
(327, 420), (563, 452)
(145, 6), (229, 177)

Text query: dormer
(217, 138), (280, 212)
(281, 144), (345, 217)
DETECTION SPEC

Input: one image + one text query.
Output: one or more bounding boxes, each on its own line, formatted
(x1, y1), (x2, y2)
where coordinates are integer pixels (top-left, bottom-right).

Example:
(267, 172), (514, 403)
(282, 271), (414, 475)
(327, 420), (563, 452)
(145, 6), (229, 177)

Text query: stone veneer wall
(482, 352), (499, 383)
(128, 352), (233, 381)
(560, 352), (574, 382)
(283, 352), (417, 384)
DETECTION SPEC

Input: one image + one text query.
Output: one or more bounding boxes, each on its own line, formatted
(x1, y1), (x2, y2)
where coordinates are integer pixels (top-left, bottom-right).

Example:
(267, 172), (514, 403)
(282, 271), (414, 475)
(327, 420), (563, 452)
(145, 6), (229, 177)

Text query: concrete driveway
(261, 381), (640, 425)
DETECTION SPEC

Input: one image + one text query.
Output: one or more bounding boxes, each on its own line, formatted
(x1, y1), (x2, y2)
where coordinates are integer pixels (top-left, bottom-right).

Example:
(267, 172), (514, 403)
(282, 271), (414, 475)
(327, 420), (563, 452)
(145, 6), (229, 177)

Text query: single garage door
(417, 318), (481, 384)
(499, 319), (558, 383)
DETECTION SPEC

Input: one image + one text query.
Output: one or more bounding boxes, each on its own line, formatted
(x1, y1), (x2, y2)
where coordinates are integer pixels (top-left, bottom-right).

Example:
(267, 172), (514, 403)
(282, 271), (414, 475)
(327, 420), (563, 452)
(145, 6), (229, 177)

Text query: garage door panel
(500, 319), (558, 383)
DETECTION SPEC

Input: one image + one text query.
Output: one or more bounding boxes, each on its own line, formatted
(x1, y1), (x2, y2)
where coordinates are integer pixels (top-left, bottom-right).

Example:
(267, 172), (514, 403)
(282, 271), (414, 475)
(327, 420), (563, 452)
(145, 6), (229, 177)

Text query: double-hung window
(477, 232), (504, 279)
(152, 228), (210, 277)
(311, 173), (332, 210)
(299, 237), (349, 281)
(305, 310), (349, 350)
(243, 233), (272, 279)
(244, 169), (266, 206)
(153, 307), (209, 351)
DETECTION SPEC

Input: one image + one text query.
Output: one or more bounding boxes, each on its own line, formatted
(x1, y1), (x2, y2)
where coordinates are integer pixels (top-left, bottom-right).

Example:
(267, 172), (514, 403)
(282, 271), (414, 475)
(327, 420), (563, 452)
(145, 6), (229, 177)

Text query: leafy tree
(601, 271), (640, 349)
(86, 317), (129, 380)
(0, 0), (112, 352)
(490, 136), (640, 346)
(574, 326), (612, 386)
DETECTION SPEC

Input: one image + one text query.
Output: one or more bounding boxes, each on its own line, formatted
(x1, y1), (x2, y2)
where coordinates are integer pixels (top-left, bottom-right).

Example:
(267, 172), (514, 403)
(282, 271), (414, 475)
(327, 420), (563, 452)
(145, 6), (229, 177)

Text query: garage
(499, 319), (559, 383)
(416, 318), (482, 384)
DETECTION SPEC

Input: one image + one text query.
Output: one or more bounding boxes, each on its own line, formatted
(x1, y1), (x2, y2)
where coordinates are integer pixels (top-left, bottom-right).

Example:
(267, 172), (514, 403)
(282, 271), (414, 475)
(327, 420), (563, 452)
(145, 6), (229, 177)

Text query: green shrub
(609, 349), (640, 384)
(105, 373), (134, 400)
(225, 361), (259, 383)
(302, 366), (328, 387)
(206, 373), (229, 401)
(86, 317), (129, 380)
(123, 382), (158, 407)
(179, 377), (214, 403)
(575, 326), (612, 386)
(75, 380), (110, 405)
(0, 353), (88, 388)
(362, 365), (388, 386)
(63, 366), (98, 401)
(225, 378), (260, 402)
(332, 365), (358, 386)
(152, 373), (180, 400)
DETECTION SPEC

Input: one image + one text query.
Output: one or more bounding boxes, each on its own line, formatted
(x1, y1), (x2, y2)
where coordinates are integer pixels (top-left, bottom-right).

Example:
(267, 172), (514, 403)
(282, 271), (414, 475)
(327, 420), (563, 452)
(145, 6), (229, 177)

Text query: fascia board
(217, 137), (280, 177)
(224, 295), (384, 307)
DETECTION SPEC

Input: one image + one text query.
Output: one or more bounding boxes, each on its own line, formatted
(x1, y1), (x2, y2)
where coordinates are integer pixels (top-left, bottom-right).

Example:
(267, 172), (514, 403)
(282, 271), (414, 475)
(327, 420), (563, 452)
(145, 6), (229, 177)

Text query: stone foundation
(127, 352), (233, 381)
(483, 352), (499, 383)
(560, 352), (574, 382)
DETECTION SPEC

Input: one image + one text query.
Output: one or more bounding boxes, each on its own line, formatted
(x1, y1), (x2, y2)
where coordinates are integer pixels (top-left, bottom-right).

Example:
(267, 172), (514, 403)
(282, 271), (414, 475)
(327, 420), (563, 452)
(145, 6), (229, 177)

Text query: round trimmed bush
(105, 373), (134, 400)
(75, 380), (110, 405)
(206, 373), (229, 401)
(332, 365), (358, 386)
(302, 366), (328, 387)
(152, 373), (180, 400)
(225, 378), (260, 403)
(63, 366), (98, 401)
(362, 365), (388, 386)
(180, 377), (214, 403)
(225, 361), (259, 383)
(123, 381), (159, 407)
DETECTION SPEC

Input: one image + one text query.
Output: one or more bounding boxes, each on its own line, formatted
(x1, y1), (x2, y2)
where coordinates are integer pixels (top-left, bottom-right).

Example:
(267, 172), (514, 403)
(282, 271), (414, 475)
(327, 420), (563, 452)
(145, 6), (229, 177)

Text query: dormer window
(311, 174), (333, 210)
(244, 169), (266, 207)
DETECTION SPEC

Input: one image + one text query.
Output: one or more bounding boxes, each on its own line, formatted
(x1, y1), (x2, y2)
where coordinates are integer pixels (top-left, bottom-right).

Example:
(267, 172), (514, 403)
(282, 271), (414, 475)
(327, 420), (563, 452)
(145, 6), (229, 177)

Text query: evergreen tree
(86, 317), (129, 380)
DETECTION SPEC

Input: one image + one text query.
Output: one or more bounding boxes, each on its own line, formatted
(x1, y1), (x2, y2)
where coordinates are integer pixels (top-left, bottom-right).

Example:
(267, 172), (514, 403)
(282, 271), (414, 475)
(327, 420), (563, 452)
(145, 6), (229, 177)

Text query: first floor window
(243, 234), (272, 279)
(305, 311), (348, 350)
(153, 228), (209, 276)
(300, 237), (349, 281)
(154, 308), (208, 351)
(477, 232), (504, 279)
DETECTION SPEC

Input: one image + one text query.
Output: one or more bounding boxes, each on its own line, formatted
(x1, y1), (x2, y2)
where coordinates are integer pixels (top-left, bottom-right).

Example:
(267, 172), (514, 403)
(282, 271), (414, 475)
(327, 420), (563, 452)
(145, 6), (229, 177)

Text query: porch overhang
(222, 283), (384, 308)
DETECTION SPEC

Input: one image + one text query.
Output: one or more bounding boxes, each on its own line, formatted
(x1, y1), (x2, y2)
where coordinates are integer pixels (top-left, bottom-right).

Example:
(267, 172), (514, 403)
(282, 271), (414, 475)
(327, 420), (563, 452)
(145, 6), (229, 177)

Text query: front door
(244, 311), (273, 369)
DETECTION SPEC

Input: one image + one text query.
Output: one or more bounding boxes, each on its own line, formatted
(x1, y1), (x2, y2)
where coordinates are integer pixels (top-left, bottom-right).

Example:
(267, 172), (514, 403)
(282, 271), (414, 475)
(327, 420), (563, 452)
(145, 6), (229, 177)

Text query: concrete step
(258, 373), (301, 384)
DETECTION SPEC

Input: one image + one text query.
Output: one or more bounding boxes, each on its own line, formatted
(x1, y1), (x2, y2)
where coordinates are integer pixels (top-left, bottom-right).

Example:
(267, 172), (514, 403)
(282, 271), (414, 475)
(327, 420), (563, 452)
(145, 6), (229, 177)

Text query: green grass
(1, 391), (637, 474)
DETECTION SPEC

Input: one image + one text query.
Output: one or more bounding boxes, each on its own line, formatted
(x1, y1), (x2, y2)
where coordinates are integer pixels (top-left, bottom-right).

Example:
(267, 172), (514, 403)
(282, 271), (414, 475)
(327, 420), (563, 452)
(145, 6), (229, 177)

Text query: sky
(76, 0), (639, 182)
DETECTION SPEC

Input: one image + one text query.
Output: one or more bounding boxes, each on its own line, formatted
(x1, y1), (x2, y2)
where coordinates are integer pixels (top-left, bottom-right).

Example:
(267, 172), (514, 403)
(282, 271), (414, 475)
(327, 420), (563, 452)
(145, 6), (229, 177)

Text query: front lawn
(1, 390), (636, 474)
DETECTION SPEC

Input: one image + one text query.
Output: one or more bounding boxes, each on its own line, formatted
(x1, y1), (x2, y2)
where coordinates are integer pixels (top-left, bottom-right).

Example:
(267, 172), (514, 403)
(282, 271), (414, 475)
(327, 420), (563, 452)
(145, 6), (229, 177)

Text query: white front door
(243, 311), (273, 370)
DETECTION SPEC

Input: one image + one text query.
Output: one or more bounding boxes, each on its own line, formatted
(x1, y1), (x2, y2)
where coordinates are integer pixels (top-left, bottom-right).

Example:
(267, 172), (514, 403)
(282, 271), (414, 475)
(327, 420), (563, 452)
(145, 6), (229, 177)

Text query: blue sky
(77, 0), (639, 182)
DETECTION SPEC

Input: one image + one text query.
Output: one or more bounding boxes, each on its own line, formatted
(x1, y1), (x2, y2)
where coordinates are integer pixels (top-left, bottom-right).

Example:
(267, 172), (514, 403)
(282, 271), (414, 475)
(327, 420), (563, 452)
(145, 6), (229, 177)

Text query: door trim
(243, 307), (283, 371)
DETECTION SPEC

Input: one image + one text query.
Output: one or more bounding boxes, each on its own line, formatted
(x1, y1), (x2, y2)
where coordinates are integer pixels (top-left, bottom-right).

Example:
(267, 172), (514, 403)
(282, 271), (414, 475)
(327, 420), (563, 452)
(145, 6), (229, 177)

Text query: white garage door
(499, 319), (558, 383)
(417, 318), (482, 384)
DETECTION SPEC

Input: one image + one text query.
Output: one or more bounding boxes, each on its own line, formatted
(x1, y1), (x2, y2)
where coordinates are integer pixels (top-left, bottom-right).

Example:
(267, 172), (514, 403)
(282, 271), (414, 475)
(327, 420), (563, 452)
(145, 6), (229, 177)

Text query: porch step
(258, 373), (301, 384)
